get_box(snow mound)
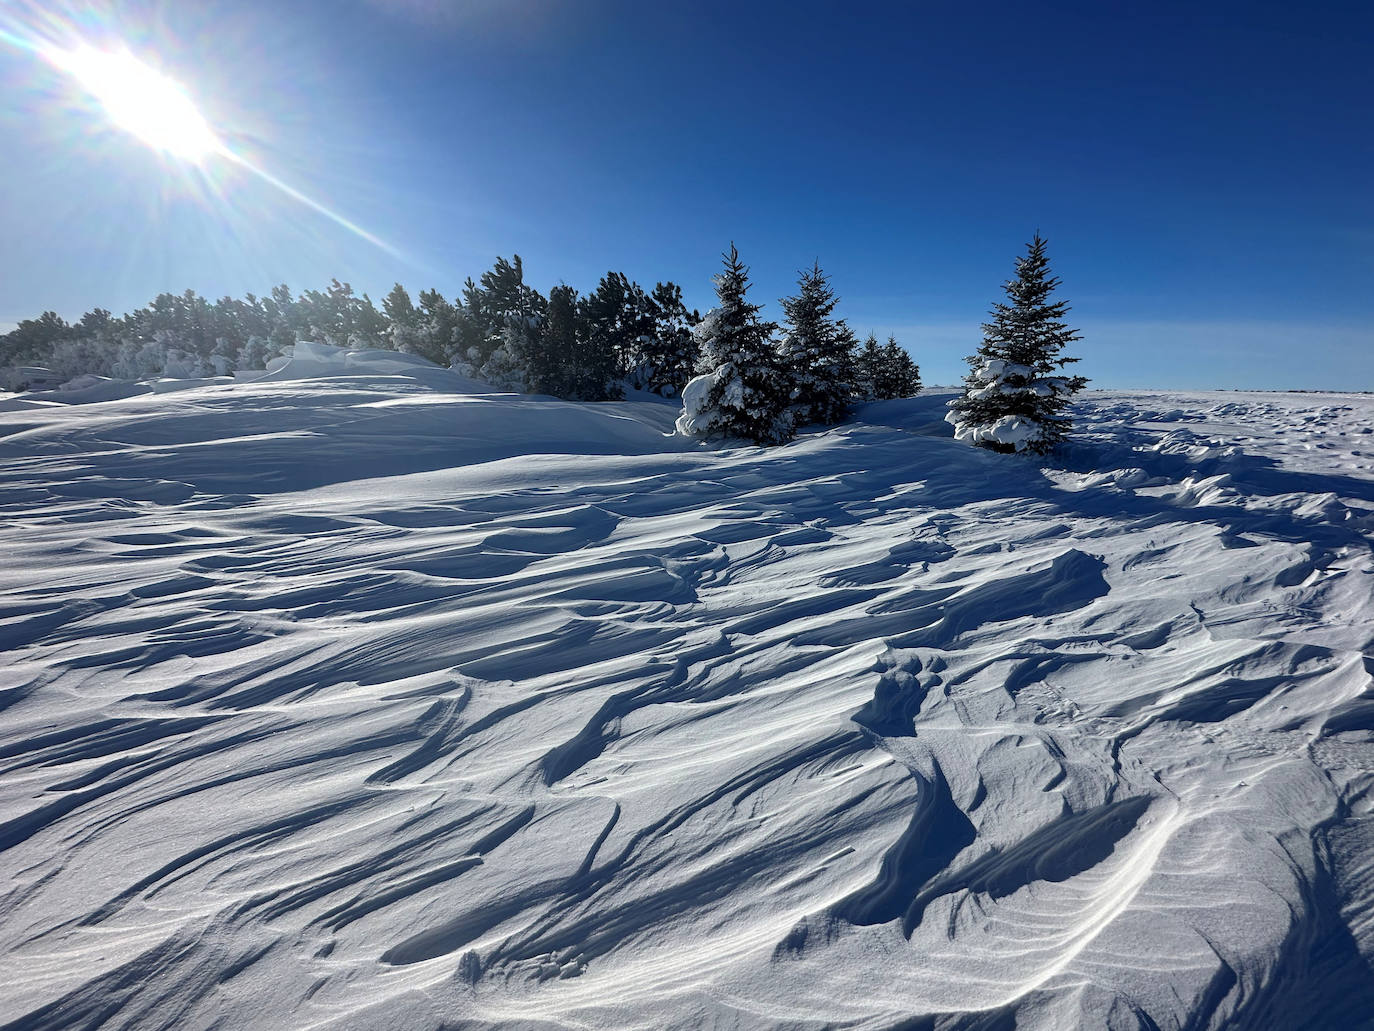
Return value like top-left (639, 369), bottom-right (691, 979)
top-left (260, 339), bottom-right (491, 393)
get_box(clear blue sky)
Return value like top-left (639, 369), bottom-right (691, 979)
top-left (2, 0), bottom-right (1370, 388)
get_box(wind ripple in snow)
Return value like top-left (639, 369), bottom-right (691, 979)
top-left (1, 382), bottom-right (1374, 1029)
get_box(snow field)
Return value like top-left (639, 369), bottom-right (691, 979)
top-left (1, 368), bottom-right (1373, 1029)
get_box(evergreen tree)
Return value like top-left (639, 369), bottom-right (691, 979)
top-left (454, 256), bottom-right (546, 389)
top-left (853, 332), bottom-right (883, 401)
top-left (946, 234), bottom-right (1087, 454)
top-left (383, 283), bottom-right (418, 329)
top-left (778, 262), bottom-right (852, 426)
top-left (879, 336), bottom-right (921, 398)
top-left (0, 311), bottom-right (70, 366)
top-left (638, 282), bottom-right (700, 397)
top-left (676, 244), bottom-right (791, 445)
top-left (583, 272), bottom-right (652, 382)
top-left (531, 284), bottom-right (579, 397)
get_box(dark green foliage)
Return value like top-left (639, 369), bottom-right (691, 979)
top-left (778, 262), bottom-right (853, 426)
top-left (0, 311), bottom-right (71, 365)
top-left (854, 332), bottom-right (883, 401)
top-left (631, 282), bottom-right (700, 397)
top-left (383, 283), bottom-right (418, 329)
top-left (878, 337), bottom-right (921, 398)
top-left (851, 332), bottom-right (920, 401)
top-left (582, 272), bottom-right (654, 380)
top-left (948, 234), bottom-right (1087, 454)
top-left (691, 244), bottom-right (792, 445)
top-left (531, 284), bottom-right (579, 397)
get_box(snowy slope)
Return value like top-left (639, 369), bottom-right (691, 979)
top-left (2, 371), bottom-right (1374, 1030)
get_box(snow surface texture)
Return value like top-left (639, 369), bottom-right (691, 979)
top-left (3, 363), bottom-right (1374, 1029)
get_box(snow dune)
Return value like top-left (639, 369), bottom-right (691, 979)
top-left (2, 365), bottom-right (1373, 1029)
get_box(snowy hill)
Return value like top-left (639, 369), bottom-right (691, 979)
top-left (2, 365), bottom-right (1374, 1029)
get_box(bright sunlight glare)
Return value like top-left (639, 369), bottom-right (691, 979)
top-left (11, 23), bottom-right (404, 258)
top-left (43, 43), bottom-right (221, 162)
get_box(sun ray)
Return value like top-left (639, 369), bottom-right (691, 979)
top-left (220, 150), bottom-right (404, 259)
top-left (2, 21), bottom-right (407, 261)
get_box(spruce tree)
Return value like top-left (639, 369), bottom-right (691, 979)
top-left (880, 336), bottom-right (921, 398)
top-left (531, 284), bottom-right (579, 397)
top-left (946, 234), bottom-right (1087, 454)
top-left (853, 332), bottom-right (883, 401)
top-left (676, 244), bottom-right (791, 445)
top-left (642, 282), bottom-right (699, 397)
top-left (778, 262), bottom-right (852, 426)
top-left (383, 283), bottom-right (418, 329)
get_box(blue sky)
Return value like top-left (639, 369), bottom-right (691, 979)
top-left (1, 0), bottom-right (1370, 388)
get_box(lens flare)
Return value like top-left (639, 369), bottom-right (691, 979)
top-left (0, 7), bottom-right (407, 261)
top-left (41, 43), bottom-right (221, 163)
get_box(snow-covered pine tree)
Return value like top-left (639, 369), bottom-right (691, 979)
top-left (676, 244), bottom-right (791, 445)
top-left (946, 234), bottom-right (1087, 454)
top-left (778, 262), bottom-right (852, 426)
top-left (452, 256), bottom-right (546, 390)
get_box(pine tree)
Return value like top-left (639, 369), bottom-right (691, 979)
top-left (530, 284), bottom-right (578, 396)
top-left (946, 234), bottom-right (1087, 454)
top-left (456, 256), bottom-right (546, 390)
top-left (407, 289), bottom-right (462, 367)
top-left (853, 332), bottom-right (883, 401)
top-left (880, 336), bottom-right (921, 398)
top-left (383, 283), bottom-right (418, 329)
top-left (778, 262), bottom-right (852, 426)
top-left (641, 282), bottom-right (699, 398)
top-left (676, 244), bottom-right (791, 445)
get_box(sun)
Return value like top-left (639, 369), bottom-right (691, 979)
top-left (43, 43), bottom-right (221, 162)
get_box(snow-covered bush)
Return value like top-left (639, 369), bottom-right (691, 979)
top-left (46, 336), bottom-right (119, 380)
top-left (236, 335), bottom-right (283, 372)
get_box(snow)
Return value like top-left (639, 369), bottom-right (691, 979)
top-left (3, 375), bottom-right (1374, 1029)
top-left (674, 369), bottom-right (720, 436)
top-left (946, 407), bottom-right (1044, 448)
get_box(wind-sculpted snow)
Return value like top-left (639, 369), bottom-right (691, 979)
top-left (2, 378), bottom-right (1374, 1030)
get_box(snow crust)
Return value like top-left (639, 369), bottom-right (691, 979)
top-left (3, 378), bottom-right (1374, 1029)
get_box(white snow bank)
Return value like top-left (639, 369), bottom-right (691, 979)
top-left (20, 376), bottom-right (151, 405)
top-left (259, 339), bottom-right (491, 393)
top-left (0, 365), bottom-right (62, 391)
top-left (150, 376), bottom-right (237, 394)
top-left (0, 375), bottom-right (689, 494)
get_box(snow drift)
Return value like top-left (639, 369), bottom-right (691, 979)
top-left (2, 370), bottom-right (1374, 1030)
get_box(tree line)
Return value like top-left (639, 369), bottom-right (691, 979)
top-left (1, 235), bottom-right (1084, 454)
top-left (0, 256), bottom-right (921, 410)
